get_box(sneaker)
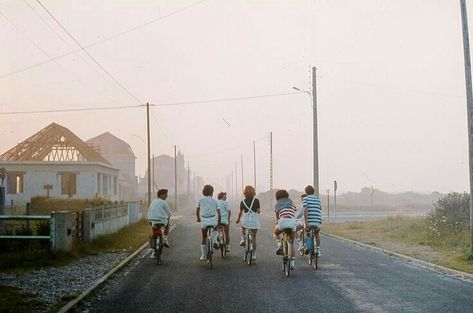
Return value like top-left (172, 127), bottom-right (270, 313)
top-left (163, 237), bottom-right (170, 248)
top-left (290, 259), bottom-right (295, 270)
top-left (315, 247), bottom-right (321, 257)
top-left (252, 253), bottom-right (256, 261)
top-left (150, 250), bottom-right (156, 259)
top-left (239, 239), bottom-right (245, 247)
top-left (199, 255), bottom-right (206, 261)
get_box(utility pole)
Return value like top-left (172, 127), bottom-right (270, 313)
top-left (152, 154), bottom-right (155, 193)
top-left (312, 66), bottom-right (320, 197)
top-left (187, 163), bottom-right (190, 194)
top-left (241, 154), bottom-right (244, 191)
top-left (327, 189), bottom-right (330, 223)
top-left (235, 161), bottom-right (238, 198)
top-left (334, 180), bottom-right (337, 222)
top-left (193, 172), bottom-right (196, 199)
top-left (270, 131), bottom-right (273, 211)
top-left (371, 185), bottom-right (374, 209)
top-left (174, 145), bottom-right (178, 211)
top-left (460, 0), bottom-right (473, 254)
top-left (146, 102), bottom-right (151, 207)
top-left (231, 171), bottom-right (234, 202)
top-left (253, 140), bottom-right (256, 189)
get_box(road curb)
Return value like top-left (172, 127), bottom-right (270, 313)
top-left (58, 224), bottom-right (176, 313)
top-left (323, 232), bottom-right (473, 282)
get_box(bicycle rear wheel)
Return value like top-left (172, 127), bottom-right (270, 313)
top-left (206, 238), bottom-right (213, 270)
top-left (247, 235), bottom-right (253, 266)
top-left (156, 246), bottom-right (163, 265)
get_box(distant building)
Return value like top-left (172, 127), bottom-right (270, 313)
top-left (0, 123), bottom-right (119, 205)
top-left (86, 132), bottom-right (137, 201)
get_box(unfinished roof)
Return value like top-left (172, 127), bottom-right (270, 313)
top-left (0, 123), bottom-right (111, 164)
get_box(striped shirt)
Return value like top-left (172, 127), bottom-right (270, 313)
top-left (278, 203), bottom-right (297, 219)
top-left (303, 195), bottom-right (322, 224)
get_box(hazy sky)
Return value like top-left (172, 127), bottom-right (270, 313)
top-left (0, 0), bottom-right (471, 194)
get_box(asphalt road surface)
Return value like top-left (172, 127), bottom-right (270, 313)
top-left (86, 208), bottom-right (473, 313)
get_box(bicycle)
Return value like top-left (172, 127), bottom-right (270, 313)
top-left (298, 228), bottom-right (305, 256)
top-left (218, 225), bottom-right (227, 259)
top-left (205, 226), bottom-right (215, 269)
top-left (281, 228), bottom-right (293, 277)
top-left (306, 225), bottom-right (320, 270)
top-left (242, 228), bottom-right (254, 265)
top-left (150, 223), bottom-right (165, 265)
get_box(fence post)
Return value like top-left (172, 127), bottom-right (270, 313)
top-left (50, 211), bottom-right (72, 252)
top-left (26, 202), bottom-right (30, 231)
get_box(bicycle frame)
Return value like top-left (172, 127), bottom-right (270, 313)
top-left (152, 225), bottom-right (165, 265)
top-left (307, 227), bottom-right (319, 269)
top-left (281, 230), bottom-right (292, 277)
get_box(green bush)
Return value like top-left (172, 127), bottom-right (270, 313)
top-left (427, 192), bottom-right (470, 248)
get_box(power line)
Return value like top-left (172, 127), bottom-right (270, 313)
top-left (1, 6), bottom-right (130, 108)
top-left (148, 91), bottom-right (301, 107)
top-left (0, 0), bottom-right (208, 80)
top-left (0, 91), bottom-right (302, 115)
top-left (34, 0), bottom-right (143, 105)
top-left (0, 105), bottom-right (142, 115)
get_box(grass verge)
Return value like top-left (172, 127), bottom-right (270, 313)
top-left (323, 217), bottom-right (473, 273)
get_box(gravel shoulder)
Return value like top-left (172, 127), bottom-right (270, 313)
top-left (0, 251), bottom-right (128, 309)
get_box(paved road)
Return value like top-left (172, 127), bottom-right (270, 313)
top-left (86, 208), bottom-right (473, 313)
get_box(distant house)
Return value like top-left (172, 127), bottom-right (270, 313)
top-left (86, 132), bottom-right (137, 201)
top-left (0, 123), bottom-right (119, 205)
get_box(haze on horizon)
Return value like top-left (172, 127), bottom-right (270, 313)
top-left (0, 0), bottom-right (471, 194)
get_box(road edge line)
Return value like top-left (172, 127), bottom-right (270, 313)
top-left (57, 224), bottom-right (176, 313)
top-left (323, 232), bottom-right (473, 282)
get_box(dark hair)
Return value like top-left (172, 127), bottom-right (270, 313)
top-left (243, 185), bottom-right (256, 199)
top-left (157, 189), bottom-right (168, 198)
top-left (305, 185), bottom-right (315, 195)
top-left (217, 192), bottom-right (227, 200)
top-left (202, 185), bottom-right (214, 197)
top-left (275, 189), bottom-right (289, 200)
top-left (301, 193), bottom-right (307, 199)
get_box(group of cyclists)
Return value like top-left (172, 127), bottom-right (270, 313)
top-left (147, 184), bottom-right (322, 269)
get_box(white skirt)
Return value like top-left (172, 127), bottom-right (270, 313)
top-left (242, 211), bottom-right (261, 229)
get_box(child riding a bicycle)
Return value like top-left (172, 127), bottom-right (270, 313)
top-left (217, 192), bottom-right (231, 253)
top-left (236, 185), bottom-right (261, 262)
top-left (273, 189), bottom-right (297, 269)
top-left (147, 189), bottom-right (171, 258)
top-left (196, 185), bottom-right (221, 261)
top-left (303, 185), bottom-right (322, 257)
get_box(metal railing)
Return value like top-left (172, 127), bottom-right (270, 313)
top-left (0, 215), bottom-right (51, 240)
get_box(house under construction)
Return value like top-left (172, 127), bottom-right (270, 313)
top-left (0, 123), bottom-right (119, 205)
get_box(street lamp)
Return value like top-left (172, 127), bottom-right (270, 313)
top-left (292, 66), bottom-right (319, 196)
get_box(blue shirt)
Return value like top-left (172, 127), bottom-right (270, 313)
top-left (303, 195), bottom-right (322, 224)
top-left (147, 198), bottom-right (171, 225)
top-left (198, 196), bottom-right (219, 219)
top-left (218, 200), bottom-right (231, 222)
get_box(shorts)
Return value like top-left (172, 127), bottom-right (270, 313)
top-left (201, 216), bottom-right (218, 229)
top-left (306, 222), bottom-right (321, 230)
top-left (277, 218), bottom-right (296, 232)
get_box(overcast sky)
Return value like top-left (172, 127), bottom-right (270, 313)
top-left (0, 0), bottom-right (471, 194)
